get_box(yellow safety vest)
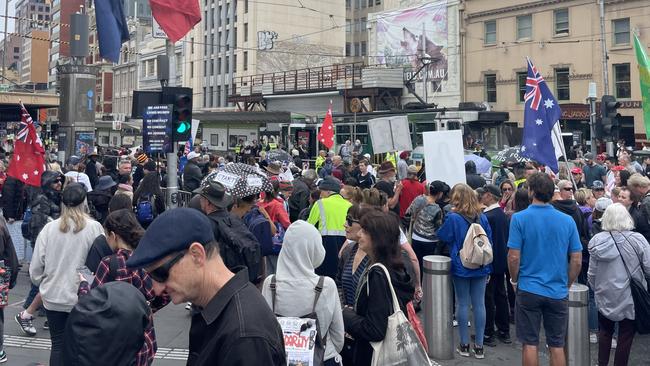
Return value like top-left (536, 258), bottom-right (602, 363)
top-left (307, 194), bottom-right (352, 236)
top-left (315, 156), bottom-right (325, 172)
top-left (385, 152), bottom-right (397, 168)
top-left (269, 143), bottom-right (278, 149)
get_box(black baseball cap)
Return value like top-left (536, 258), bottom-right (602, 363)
top-left (126, 208), bottom-right (215, 268)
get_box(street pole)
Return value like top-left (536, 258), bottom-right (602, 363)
top-left (164, 39), bottom-right (178, 209)
top-left (599, 0), bottom-right (609, 95)
top-left (588, 82), bottom-right (597, 154)
top-left (2, 0), bottom-right (9, 79)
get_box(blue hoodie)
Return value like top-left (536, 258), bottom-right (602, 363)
top-left (438, 212), bottom-right (493, 278)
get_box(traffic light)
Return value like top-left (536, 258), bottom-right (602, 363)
top-left (162, 87), bottom-right (193, 143)
top-left (600, 95), bottom-right (620, 137)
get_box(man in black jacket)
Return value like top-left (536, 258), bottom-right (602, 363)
top-left (127, 208), bottom-right (285, 366)
top-left (183, 152), bottom-right (203, 193)
top-left (84, 153), bottom-right (99, 189)
top-left (479, 184), bottom-right (511, 346)
top-left (552, 180), bottom-right (590, 282)
top-left (288, 169), bottom-right (316, 222)
top-left (465, 160), bottom-right (486, 189)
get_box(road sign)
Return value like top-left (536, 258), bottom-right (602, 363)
top-left (152, 19), bottom-right (167, 39)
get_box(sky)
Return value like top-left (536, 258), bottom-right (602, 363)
top-left (0, 0), bottom-right (16, 42)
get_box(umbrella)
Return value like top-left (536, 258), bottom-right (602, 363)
top-left (464, 154), bottom-right (492, 175)
top-left (267, 149), bottom-right (291, 163)
top-left (492, 147), bottom-right (531, 165)
top-left (202, 163), bottom-right (273, 198)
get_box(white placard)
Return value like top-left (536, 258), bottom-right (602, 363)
top-left (214, 171), bottom-right (240, 189)
top-left (368, 116), bottom-right (413, 154)
top-left (246, 176), bottom-right (263, 187)
top-left (423, 130), bottom-right (465, 187)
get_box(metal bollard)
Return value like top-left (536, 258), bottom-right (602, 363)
top-left (566, 283), bottom-right (590, 366)
top-left (423, 255), bottom-right (454, 360)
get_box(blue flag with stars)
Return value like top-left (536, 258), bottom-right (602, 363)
top-left (521, 57), bottom-right (564, 173)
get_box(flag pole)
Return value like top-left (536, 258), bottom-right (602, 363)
top-left (552, 125), bottom-right (577, 190)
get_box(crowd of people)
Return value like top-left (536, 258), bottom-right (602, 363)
top-left (0, 139), bottom-right (647, 366)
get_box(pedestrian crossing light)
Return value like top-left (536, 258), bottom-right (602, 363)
top-left (600, 95), bottom-right (620, 138)
top-left (162, 87), bottom-right (193, 143)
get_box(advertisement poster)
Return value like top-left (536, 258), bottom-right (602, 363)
top-left (277, 317), bottom-right (318, 366)
top-left (143, 105), bottom-right (173, 154)
top-left (376, 1), bottom-right (448, 81)
top-left (75, 132), bottom-right (95, 156)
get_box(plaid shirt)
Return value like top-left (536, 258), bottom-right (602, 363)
top-left (79, 249), bottom-right (170, 366)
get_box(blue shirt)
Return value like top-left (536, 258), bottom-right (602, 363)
top-left (438, 212), bottom-right (493, 278)
top-left (508, 204), bottom-right (582, 299)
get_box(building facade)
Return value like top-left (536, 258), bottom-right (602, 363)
top-left (19, 29), bottom-right (49, 85)
top-left (48, 0), bottom-right (85, 89)
top-left (0, 35), bottom-right (22, 73)
top-left (462, 0), bottom-right (650, 147)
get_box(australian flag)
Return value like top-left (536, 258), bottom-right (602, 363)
top-left (520, 57), bottom-right (564, 173)
top-left (95, 0), bottom-right (130, 63)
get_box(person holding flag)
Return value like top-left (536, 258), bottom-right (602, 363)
top-left (6, 102), bottom-right (46, 188)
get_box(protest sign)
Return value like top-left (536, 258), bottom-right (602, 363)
top-left (423, 130), bottom-right (465, 186)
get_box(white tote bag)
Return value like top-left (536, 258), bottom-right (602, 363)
top-left (369, 263), bottom-right (432, 366)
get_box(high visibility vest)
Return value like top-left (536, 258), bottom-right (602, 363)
top-left (307, 194), bottom-right (351, 236)
top-left (514, 178), bottom-right (527, 188)
top-left (269, 142), bottom-right (278, 149)
top-left (234, 145), bottom-right (241, 154)
top-left (385, 152), bottom-right (397, 168)
top-left (315, 156), bottom-right (325, 172)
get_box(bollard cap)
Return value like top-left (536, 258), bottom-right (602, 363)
top-left (568, 283), bottom-right (589, 305)
top-left (423, 255), bottom-right (451, 272)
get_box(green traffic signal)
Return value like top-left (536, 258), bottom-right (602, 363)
top-left (177, 121), bottom-right (190, 133)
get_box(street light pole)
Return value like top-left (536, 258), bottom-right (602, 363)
top-left (587, 82), bottom-right (597, 154)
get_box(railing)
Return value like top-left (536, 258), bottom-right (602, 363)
top-left (232, 62), bottom-right (364, 97)
top-left (161, 188), bottom-right (194, 208)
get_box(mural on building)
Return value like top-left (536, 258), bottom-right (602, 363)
top-left (256, 34), bottom-right (344, 75)
top-left (376, 1), bottom-right (448, 81)
top-left (258, 31), bottom-right (278, 50)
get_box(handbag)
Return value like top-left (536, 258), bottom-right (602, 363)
top-left (406, 301), bottom-right (428, 353)
top-left (368, 263), bottom-right (432, 366)
top-left (609, 232), bottom-right (650, 334)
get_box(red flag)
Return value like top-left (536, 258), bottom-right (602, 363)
top-left (318, 103), bottom-right (335, 149)
top-left (149, 0), bottom-right (201, 43)
top-left (7, 103), bottom-right (46, 187)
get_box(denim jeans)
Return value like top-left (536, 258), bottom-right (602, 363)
top-left (23, 284), bottom-right (39, 309)
top-left (452, 275), bottom-right (487, 346)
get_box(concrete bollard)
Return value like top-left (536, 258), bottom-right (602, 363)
top-left (566, 283), bottom-right (590, 366)
top-left (423, 255), bottom-right (454, 360)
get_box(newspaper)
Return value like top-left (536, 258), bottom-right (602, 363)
top-left (277, 316), bottom-right (318, 366)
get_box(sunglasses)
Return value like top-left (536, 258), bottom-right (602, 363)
top-left (345, 216), bottom-right (360, 226)
top-left (563, 187), bottom-right (574, 192)
top-left (147, 251), bottom-right (186, 283)
top-left (501, 187), bottom-right (513, 192)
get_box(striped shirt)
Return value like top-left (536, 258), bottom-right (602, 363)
top-left (341, 243), bottom-right (370, 306)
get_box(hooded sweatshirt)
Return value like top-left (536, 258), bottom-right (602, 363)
top-left (588, 230), bottom-right (650, 321)
top-left (261, 220), bottom-right (344, 362)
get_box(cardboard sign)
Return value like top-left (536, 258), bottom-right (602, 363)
top-left (423, 130), bottom-right (465, 187)
top-left (368, 116), bottom-right (413, 154)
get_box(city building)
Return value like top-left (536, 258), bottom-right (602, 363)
top-left (19, 28), bottom-right (49, 86)
top-left (345, 0), bottom-right (402, 63)
top-left (461, 0), bottom-right (650, 147)
top-left (0, 35), bottom-right (22, 75)
top-left (48, 0), bottom-right (85, 89)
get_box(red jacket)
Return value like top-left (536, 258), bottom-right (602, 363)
top-left (399, 178), bottom-right (426, 218)
top-left (259, 198), bottom-right (291, 229)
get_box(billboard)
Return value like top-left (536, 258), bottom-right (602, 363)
top-left (143, 105), bottom-right (173, 154)
top-left (376, 1), bottom-right (448, 82)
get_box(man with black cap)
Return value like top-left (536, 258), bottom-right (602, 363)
top-left (193, 181), bottom-right (262, 283)
top-left (183, 152), bottom-right (203, 192)
top-left (308, 176), bottom-right (351, 277)
top-left (126, 208), bottom-right (285, 365)
top-left (479, 184), bottom-right (512, 346)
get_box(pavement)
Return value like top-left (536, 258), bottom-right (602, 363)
top-left (2, 266), bottom-right (649, 365)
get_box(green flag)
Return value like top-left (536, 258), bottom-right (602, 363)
top-left (634, 34), bottom-right (650, 139)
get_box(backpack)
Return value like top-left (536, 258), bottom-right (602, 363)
top-left (209, 215), bottom-right (262, 283)
top-left (459, 216), bottom-right (493, 269)
top-left (135, 194), bottom-right (157, 225)
top-left (270, 275), bottom-right (326, 366)
top-left (21, 207), bottom-right (32, 239)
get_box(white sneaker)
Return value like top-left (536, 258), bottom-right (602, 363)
top-left (185, 302), bottom-right (192, 311)
top-left (589, 333), bottom-right (598, 344)
top-left (611, 338), bottom-right (617, 348)
top-left (453, 319), bottom-right (458, 327)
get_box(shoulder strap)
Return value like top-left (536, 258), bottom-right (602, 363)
top-left (368, 263), bottom-right (400, 315)
top-left (269, 275), bottom-right (277, 312)
top-left (609, 232), bottom-right (633, 279)
top-left (312, 276), bottom-right (325, 313)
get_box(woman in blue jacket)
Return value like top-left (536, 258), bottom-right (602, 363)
top-left (438, 183), bottom-right (492, 359)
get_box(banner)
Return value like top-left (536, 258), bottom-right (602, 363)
top-left (423, 130), bottom-right (465, 186)
top-left (376, 1), bottom-right (448, 81)
top-left (634, 34), bottom-right (650, 138)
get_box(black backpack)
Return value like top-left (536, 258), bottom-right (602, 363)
top-left (209, 214), bottom-right (262, 283)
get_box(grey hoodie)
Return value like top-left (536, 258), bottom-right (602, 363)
top-left (588, 230), bottom-right (650, 321)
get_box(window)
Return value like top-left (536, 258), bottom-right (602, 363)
top-left (147, 60), bottom-right (155, 76)
top-left (614, 63), bottom-right (631, 98)
top-left (516, 15), bottom-right (532, 40)
top-left (210, 134), bottom-right (219, 146)
top-left (346, 0), bottom-right (351, 9)
top-left (368, 0), bottom-right (373, 7)
top-left (210, 59), bottom-right (214, 75)
top-left (554, 9), bottom-right (569, 35)
top-left (217, 86), bottom-right (222, 107)
top-left (217, 58), bottom-right (222, 73)
top-left (204, 35), bottom-right (208, 56)
top-left (233, 54), bottom-right (237, 73)
top-left (361, 17), bottom-right (367, 31)
top-left (361, 41), bottom-right (367, 56)
top-left (243, 51), bottom-right (248, 70)
top-left (190, 37), bottom-right (194, 54)
top-left (209, 86), bottom-right (214, 107)
top-left (245, 0), bottom-right (248, 13)
top-left (190, 62), bottom-right (194, 78)
top-left (225, 56), bottom-right (229, 73)
top-left (375, 0), bottom-right (381, 4)
top-left (244, 23), bottom-right (248, 42)
top-left (485, 74), bottom-right (496, 102)
top-left (612, 18), bottom-right (630, 46)
top-left (13, 47), bottom-right (19, 53)
top-left (517, 72), bottom-right (527, 102)
top-left (204, 60), bottom-right (207, 75)
top-left (346, 42), bottom-right (351, 57)
top-left (484, 20), bottom-right (496, 45)
top-left (346, 19), bottom-right (352, 33)
top-left (555, 68), bottom-right (570, 100)
top-left (354, 43), bottom-right (360, 57)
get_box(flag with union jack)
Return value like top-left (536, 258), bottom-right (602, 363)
top-left (520, 57), bottom-right (564, 173)
top-left (7, 103), bottom-right (46, 186)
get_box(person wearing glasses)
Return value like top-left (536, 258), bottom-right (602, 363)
top-left (29, 184), bottom-right (104, 366)
top-left (126, 208), bottom-right (285, 366)
top-left (498, 180), bottom-right (514, 211)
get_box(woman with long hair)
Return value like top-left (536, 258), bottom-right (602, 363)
top-left (437, 183), bottom-right (492, 359)
top-left (342, 209), bottom-right (414, 366)
top-left (80, 209), bottom-right (170, 366)
top-left (132, 168), bottom-right (165, 227)
top-left (29, 183), bottom-right (104, 366)
top-left (588, 203), bottom-right (650, 366)
top-left (498, 180), bottom-right (514, 210)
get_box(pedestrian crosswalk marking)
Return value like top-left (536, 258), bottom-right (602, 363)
top-left (3, 335), bottom-right (190, 360)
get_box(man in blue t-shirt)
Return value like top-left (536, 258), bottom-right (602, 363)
top-left (582, 152), bottom-right (607, 188)
top-left (507, 173), bottom-right (582, 366)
